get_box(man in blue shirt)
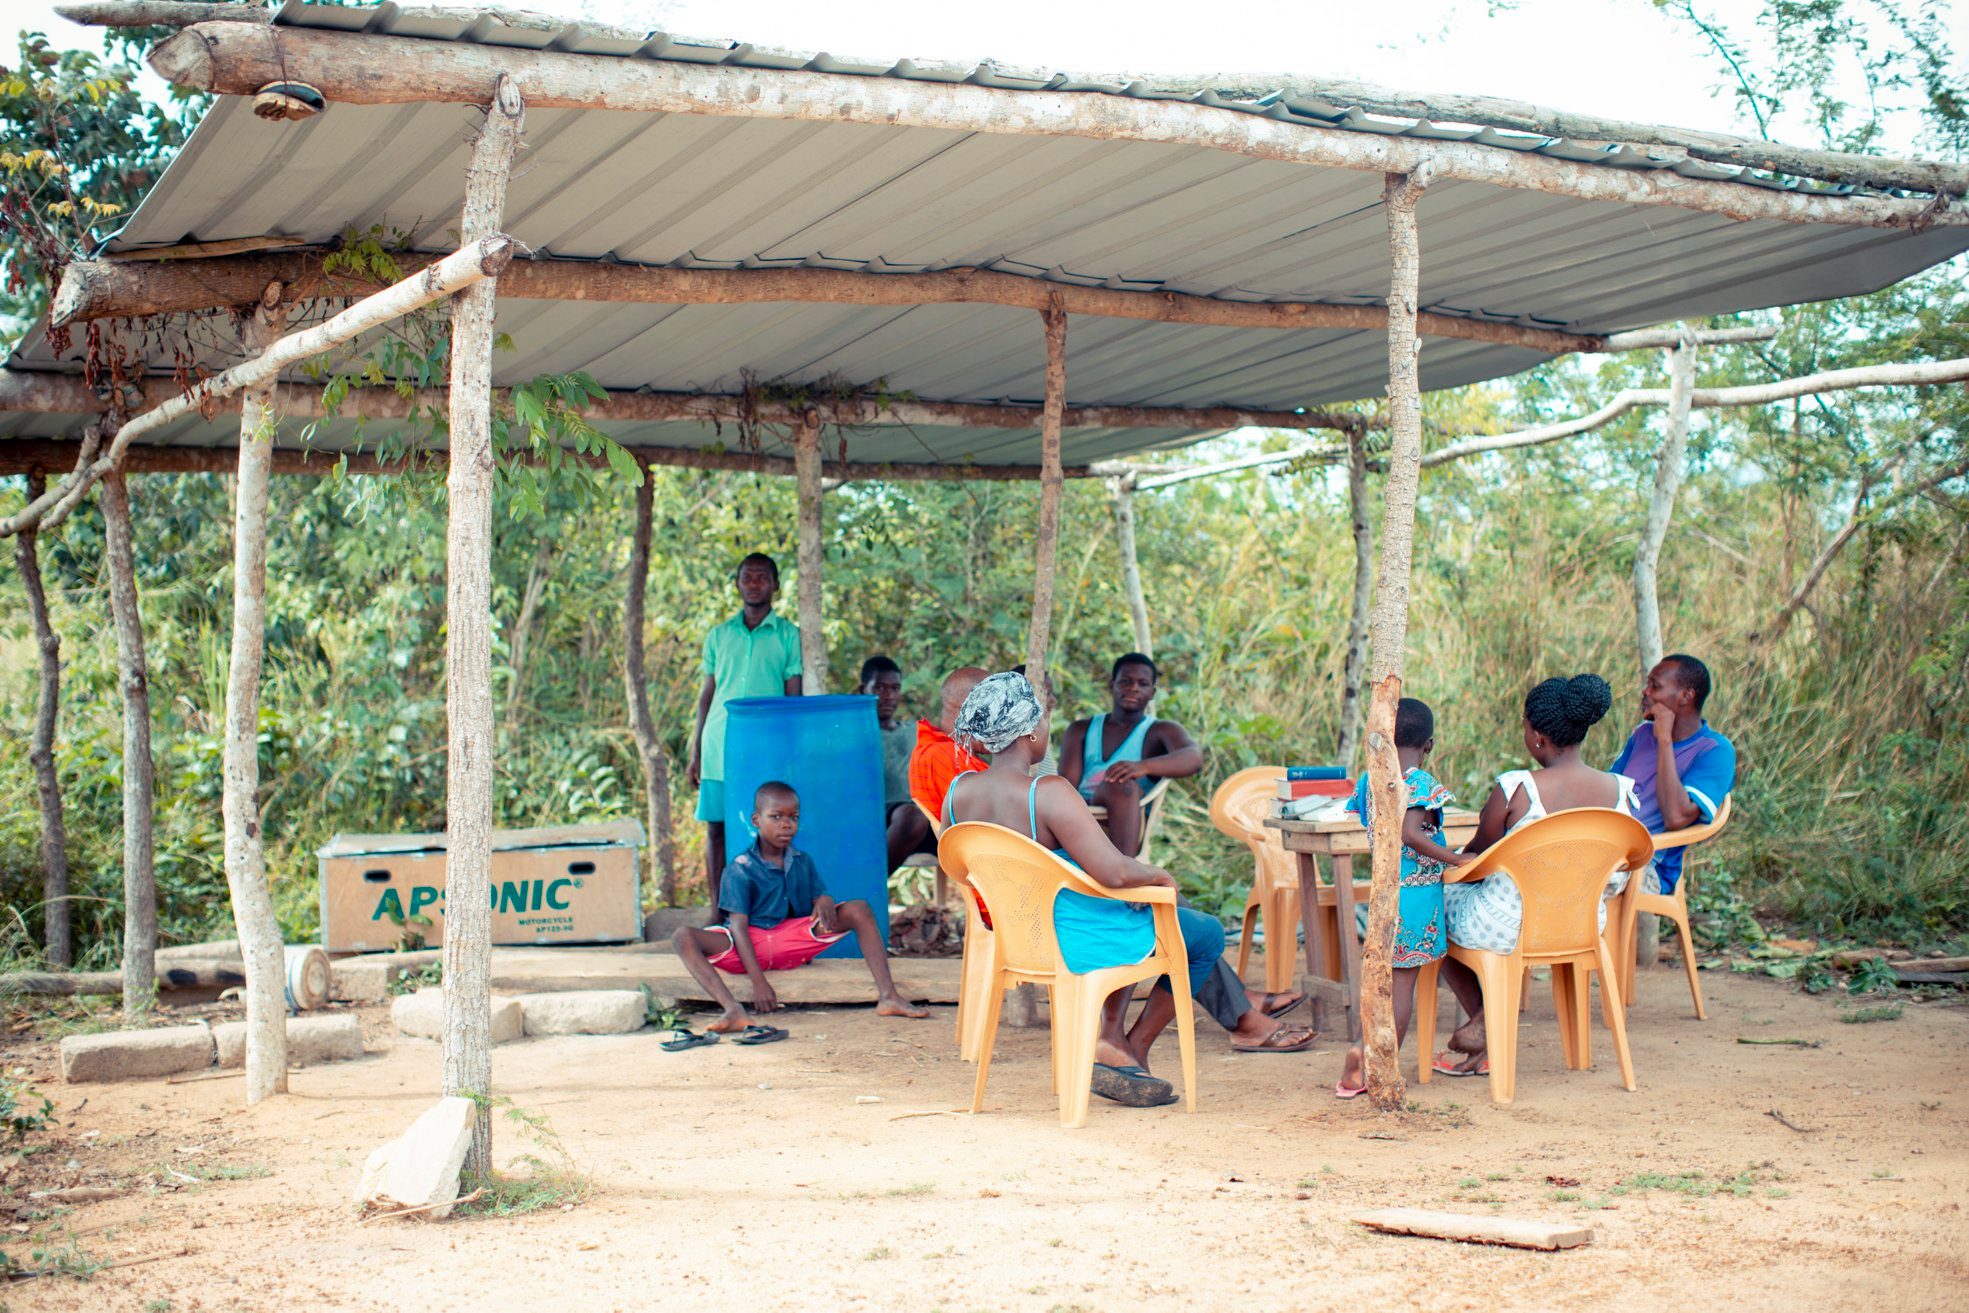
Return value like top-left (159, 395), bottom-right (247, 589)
top-left (1609, 653), bottom-right (1737, 896)
top-left (671, 782), bottom-right (927, 1036)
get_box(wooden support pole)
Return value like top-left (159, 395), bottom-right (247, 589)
top-left (1633, 341), bottom-right (1698, 682)
top-left (442, 75), bottom-right (523, 1186)
top-left (624, 472), bottom-right (678, 906)
top-left (0, 237), bottom-right (515, 540)
top-left (1361, 169), bottom-right (1430, 1109)
top-left (1108, 475), bottom-right (1152, 657)
top-left (99, 468), bottom-right (157, 1018)
top-left (791, 412), bottom-right (830, 693)
top-left (1024, 303), bottom-right (1069, 701)
top-left (1336, 428), bottom-right (1375, 771)
top-left (147, 22), bottom-right (1968, 230)
top-left (13, 474), bottom-right (71, 967)
top-left (222, 286), bottom-right (292, 1105)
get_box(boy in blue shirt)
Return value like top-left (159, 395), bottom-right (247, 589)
top-left (671, 781), bottom-right (928, 1037)
top-left (1610, 653), bottom-right (1737, 895)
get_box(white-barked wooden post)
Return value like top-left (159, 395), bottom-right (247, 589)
top-left (1634, 337), bottom-right (1698, 679)
top-left (442, 74), bottom-right (524, 1183)
top-left (1108, 474), bottom-right (1152, 657)
top-left (100, 465), bottom-right (158, 1017)
top-left (1361, 169), bottom-right (1430, 1109)
top-left (1024, 302), bottom-right (1069, 699)
top-left (1337, 427), bottom-right (1375, 770)
top-left (13, 472), bottom-right (70, 967)
top-left (624, 469), bottom-right (677, 905)
top-left (221, 283), bottom-right (293, 1104)
top-left (792, 410), bottom-right (829, 693)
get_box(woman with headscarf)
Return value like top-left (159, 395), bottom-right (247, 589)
top-left (945, 672), bottom-right (1313, 1108)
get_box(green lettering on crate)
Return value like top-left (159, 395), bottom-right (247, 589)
top-left (407, 885), bottom-right (440, 915)
top-left (531, 879), bottom-right (544, 912)
top-left (371, 888), bottom-right (404, 922)
top-left (497, 882), bottom-right (528, 914)
top-left (545, 879), bottom-right (572, 910)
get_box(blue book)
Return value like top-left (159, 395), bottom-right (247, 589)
top-left (1286, 765), bottom-right (1347, 781)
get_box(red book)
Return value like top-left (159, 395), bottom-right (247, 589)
top-left (1276, 778), bottom-right (1352, 799)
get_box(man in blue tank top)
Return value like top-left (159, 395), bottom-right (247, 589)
top-left (1058, 654), bottom-right (1203, 857)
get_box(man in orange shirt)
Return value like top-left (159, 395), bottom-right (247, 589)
top-left (908, 666), bottom-right (988, 824)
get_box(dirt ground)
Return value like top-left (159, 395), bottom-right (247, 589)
top-left (3, 966), bottom-right (1966, 1313)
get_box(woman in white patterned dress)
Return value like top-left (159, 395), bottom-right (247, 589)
top-left (1433, 674), bottom-right (1637, 1078)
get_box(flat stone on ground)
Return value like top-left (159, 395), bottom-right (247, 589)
top-left (331, 949), bottom-right (444, 1003)
top-left (355, 1096), bottom-right (475, 1220)
top-left (213, 1013), bottom-right (365, 1068)
top-left (61, 1024), bottom-right (215, 1083)
top-left (392, 989), bottom-right (523, 1044)
top-left (487, 946), bottom-right (959, 1007)
top-left (516, 990), bottom-right (647, 1036)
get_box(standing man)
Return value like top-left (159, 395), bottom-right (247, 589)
top-left (689, 553), bottom-right (802, 911)
top-left (1610, 653), bottom-right (1737, 898)
top-left (1058, 653), bottom-right (1203, 857)
top-left (861, 655), bottom-right (931, 870)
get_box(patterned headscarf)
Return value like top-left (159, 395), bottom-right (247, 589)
top-left (955, 671), bottom-right (1044, 754)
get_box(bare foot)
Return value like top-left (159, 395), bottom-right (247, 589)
top-left (706, 1010), bottom-right (753, 1034)
top-left (1338, 1044), bottom-right (1365, 1091)
top-left (1095, 1037), bottom-right (1140, 1071)
top-left (1244, 988), bottom-right (1306, 1017)
top-left (875, 994), bottom-right (929, 1019)
top-left (1449, 1014), bottom-right (1487, 1062)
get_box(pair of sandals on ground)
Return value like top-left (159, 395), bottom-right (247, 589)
top-left (1094, 986), bottom-right (1313, 1108)
top-left (660, 1022), bottom-right (787, 1050)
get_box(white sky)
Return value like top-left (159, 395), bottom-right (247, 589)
top-left (6, 0), bottom-right (1965, 154)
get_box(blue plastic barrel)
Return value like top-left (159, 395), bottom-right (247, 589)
top-left (721, 694), bottom-right (888, 958)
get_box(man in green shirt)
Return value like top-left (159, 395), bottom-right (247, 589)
top-left (688, 553), bottom-right (803, 909)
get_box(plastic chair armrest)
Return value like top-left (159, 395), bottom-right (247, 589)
top-left (1103, 883), bottom-right (1179, 906)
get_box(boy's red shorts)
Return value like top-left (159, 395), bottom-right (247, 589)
top-left (706, 916), bottom-right (849, 974)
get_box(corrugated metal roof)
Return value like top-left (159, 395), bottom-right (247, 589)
top-left (5, 2), bottom-right (1968, 465)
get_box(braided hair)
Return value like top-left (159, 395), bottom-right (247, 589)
top-left (1523, 674), bottom-right (1613, 747)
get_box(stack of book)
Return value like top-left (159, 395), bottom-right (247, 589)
top-left (1271, 765), bottom-right (1353, 820)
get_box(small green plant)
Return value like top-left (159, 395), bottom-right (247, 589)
top-left (1799, 959), bottom-right (1836, 994)
top-left (386, 961), bottom-right (442, 997)
top-left (171, 1161), bottom-right (272, 1183)
top-left (147, 1299), bottom-right (175, 1312)
top-left (1547, 1189), bottom-right (1580, 1202)
top-left (863, 1245), bottom-right (895, 1261)
top-left (1840, 1003), bottom-right (1903, 1023)
top-left (640, 983), bottom-right (686, 1032)
top-left (1456, 1176), bottom-right (1480, 1189)
top-left (1, 1070), bottom-right (57, 1142)
top-left (885, 1182), bottom-right (934, 1198)
top-left (457, 1098), bottom-right (591, 1217)
top-left (1613, 1168), bottom-right (1759, 1199)
top-left (1847, 957), bottom-right (1902, 995)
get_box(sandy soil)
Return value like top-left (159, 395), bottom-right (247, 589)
top-left (3, 968), bottom-right (1966, 1313)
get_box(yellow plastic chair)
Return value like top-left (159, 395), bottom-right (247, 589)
top-left (1210, 766), bottom-right (1301, 996)
top-left (938, 821), bottom-right (1197, 1127)
top-left (1415, 808), bottom-right (1653, 1104)
top-left (921, 799), bottom-right (989, 1063)
top-left (1616, 796), bottom-right (1732, 1020)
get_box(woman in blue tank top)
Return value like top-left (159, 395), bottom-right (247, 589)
top-left (945, 673), bottom-right (1312, 1108)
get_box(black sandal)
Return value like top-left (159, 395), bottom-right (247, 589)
top-left (659, 1029), bottom-right (721, 1052)
top-left (731, 1025), bottom-right (788, 1046)
top-left (1090, 1063), bottom-right (1177, 1107)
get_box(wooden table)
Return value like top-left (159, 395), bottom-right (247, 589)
top-left (1265, 809), bottom-right (1480, 1041)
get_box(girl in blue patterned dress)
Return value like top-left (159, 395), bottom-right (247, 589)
top-left (1335, 697), bottom-right (1471, 1098)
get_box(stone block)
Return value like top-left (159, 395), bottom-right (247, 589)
top-left (157, 939), bottom-right (242, 962)
top-left (331, 949), bottom-right (444, 1003)
top-left (643, 906), bottom-right (713, 942)
top-left (354, 1096), bottom-right (475, 1220)
top-left (391, 989), bottom-right (523, 1043)
top-left (61, 1024), bottom-right (214, 1083)
top-left (516, 989), bottom-right (647, 1036)
top-left (213, 1013), bottom-right (365, 1069)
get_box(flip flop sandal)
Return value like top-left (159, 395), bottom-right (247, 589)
top-left (1431, 1051), bottom-right (1489, 1077)
top-left (1232, 1026), bottom-right (1316, 1054)
top-left (1090, 1063), bottom-right (1177, 1108)
top-left (1334, 1080), bottom-right (1369, 1100)
top-left (731, 1025), bottom-right (788, 1046)
top-left (659, 1029), bottom-right (721, 1052)
top-left (1261, 993), bottom-right (1308, 1019)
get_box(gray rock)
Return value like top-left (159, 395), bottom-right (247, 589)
top-left (213, 1013), bottom-right (365, 1069)
top-left (516, 989), bottom-right (647, 1036)
top-left (354, 1096), bottom-right (475, 1219)
top-left (61, 1024), bottom-right (214, 1083)
top-left (391, 988), bottom-right (523, 1043)
top-left (643, 906), bottom-right (712, 942)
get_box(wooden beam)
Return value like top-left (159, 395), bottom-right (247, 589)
top-left (1360, 169), bottom-right (1430, 1110)
top-left (1, 237), bottom-right (515, 539)
top-left (53, 252), bottom-right (1601, 357)
top-left (0, 369), bottom-right (1335, 436)
top-left (442, 75), bottom-right (523, 1185)
top-left (147, 23), bottom-right (1966, 230)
